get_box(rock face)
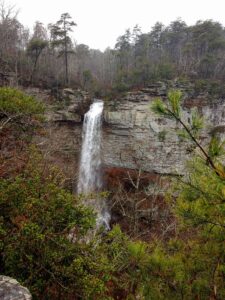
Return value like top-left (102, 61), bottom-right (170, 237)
top-left (47, 88), bottom-right (91, 123)
top-left (0, 276), bottom-right (32, 300)
top-left (27, 87), bottom-right (91, 189)
top-left (27, 83), bottom-right (225, 182)
top-left (103, 82), bottom-right (225, 174)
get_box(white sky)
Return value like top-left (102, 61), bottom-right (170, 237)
top-left (10, 0), bottom-right (225, 51)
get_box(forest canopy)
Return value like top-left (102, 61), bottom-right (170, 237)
top-left (0, 1), bottom-right (225, 93)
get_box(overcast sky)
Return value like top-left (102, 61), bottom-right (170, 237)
top-left (12, 0), bottom-right (225, 50)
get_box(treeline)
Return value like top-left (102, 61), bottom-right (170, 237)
top-left (1, 2), bottom-right (225, 94)
top-left (0, 2), bottom-right (107, 91)
top-left (113, 20), bottom-right (225, 90)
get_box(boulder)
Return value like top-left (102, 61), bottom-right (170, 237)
top-left (0, 276), bottom-right (32, 300)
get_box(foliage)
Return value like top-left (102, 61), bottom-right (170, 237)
top-left (151, 89), bottom-right (183, 119)
top-left (99, 225), bottom-right (151, 299)
top-left (0, 145), bottom-right (154, 299)
top-left (0, 87), bottom-right (44, 116)
top-left (27, 38), bottom-right (48, 55)
top-left (147, 156), bottom-right (225, 300)
top-left (0, 148), bottom-right (161, 299)
top-left (0, 148), bottom-right (101, 299)
top-left (208, 136), bottom-right (225, 160)
top-left (0, 87), bottom-right (45, 131)
top-left (148, 89), bottom-right (225, 299)
top-left (49, 13), bottom-right (76, 85)
top-left (156, 63), bottom-right (176, 80)
top-left (27, 38), bottom-right (48, 82)
top-left (1, 4), bottom-right (225, 91)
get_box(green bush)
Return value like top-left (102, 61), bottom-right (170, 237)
top-left (0, 147), bottom-right (152, 299)
top-left (0, 87), bottom-right (45, 130)
top-left (0, 148), bottom-right (98, 298)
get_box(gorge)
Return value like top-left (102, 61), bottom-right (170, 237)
top-left (1, 83), bottom-right (225, 299)
top-left (31, 81), bottom-right (225, 236)
top-left (1, 5), bottom-right (225, 297)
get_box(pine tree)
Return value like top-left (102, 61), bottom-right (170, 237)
top-left (49, 13), bottom-right (76, 85)
top-left (147, 90), bottom-right (225, 299)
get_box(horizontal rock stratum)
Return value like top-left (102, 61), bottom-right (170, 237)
top-left (103, 82), bottom-right (225, 175)
top-left (29, 82), bottom-right (225, 181)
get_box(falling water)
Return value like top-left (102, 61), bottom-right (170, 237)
top-left (77, 100), bottom-right (110, 230)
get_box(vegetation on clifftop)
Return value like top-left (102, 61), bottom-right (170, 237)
top-left (1, 1), bottom-right (225, 96)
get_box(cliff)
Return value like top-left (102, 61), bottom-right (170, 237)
top-left (27, 88), bottom-right (91, 189)
top-left (29, 82), bottom-right (225, 185)
top-left (103, 82), bottom-right (225, 175)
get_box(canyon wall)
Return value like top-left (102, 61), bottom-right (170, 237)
top-left (103, 82), bottom-right (225, 175)
top-left (29, 88), bottom-right (90, 189)
top-left (30, 82), bottom-right (225, 185)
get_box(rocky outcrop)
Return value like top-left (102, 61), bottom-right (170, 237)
top-left (26, 87), bottom-right (91, 189)
top-left (0, 276), bottom-right (32, 300)
top-left (47, 88), bottom-right (91, 123)
top-left (103, 82), bottom-right (225, 175)
top-left (25, 87), bottom-right (91, 124)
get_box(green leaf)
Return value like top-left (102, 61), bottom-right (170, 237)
top-left (208, 136), bottom-right (225, 159)
top-left (151, 98), bottom-right (169, 117)
top-left (191, 108), bottom-right (204, 136)
top-left (168, 89), bottom-right (182, 117)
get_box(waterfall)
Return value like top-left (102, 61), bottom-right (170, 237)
top-left (77, 100), bottom-right (103, 193)
top-left (77, 100), bottom-right (110, 230)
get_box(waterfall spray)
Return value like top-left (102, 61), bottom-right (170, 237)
top-left (77, 100), bottom-right (110, 230)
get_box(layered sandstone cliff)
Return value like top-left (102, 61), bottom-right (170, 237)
top-left (29, 82), bottom-right (225, 183)
top-left (103, 82), bottom-right (225, 174)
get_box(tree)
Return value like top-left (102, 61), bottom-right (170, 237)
top-left (27, 21), bottom-right (48, 84)
top-left (147, 90), bottom-right (225, 299)
top-left (49, 13), bottom-right (76, 85)
top-left (75, 43), bottom-right (90, 84)
top-left (115, 29), bottom-right (132, 77)
top-left (82, 69), bottom-right (93, 89)
top-left (163, 19), bottom-right (188, 74)
top-left (0, 1), bottom-right (22, 82)
top-left (27, 38), bottom-right (48, 83)
top-left (151, 89), bottom-right (221, 173)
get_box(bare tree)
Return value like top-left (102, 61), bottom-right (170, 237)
top-left (110, 168), bottom-right (175, 240)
